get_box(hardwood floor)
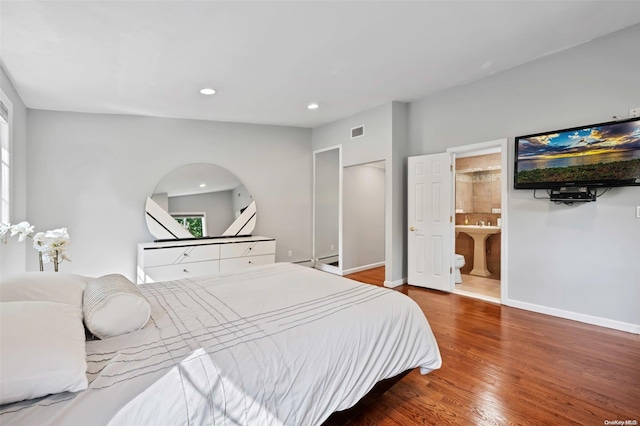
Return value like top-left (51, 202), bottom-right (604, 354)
top-left (344, 267), bottom-right (640, 425)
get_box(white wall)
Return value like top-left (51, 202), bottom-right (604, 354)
top-left (343, 163), bottom-right (385, 271)
top-left (0, 65), bottom-right (28, 278)
top-left (312, 103), bottom-right (391, 167)
top-left (25, 110), bottom-right (312, 280)
top-left (408, 24), bottom-right (640, 329)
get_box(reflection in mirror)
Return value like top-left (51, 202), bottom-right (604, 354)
top-left (313, 147), bottom-right (341, 273)
top-left (145, 163), bottom-right (256, 240)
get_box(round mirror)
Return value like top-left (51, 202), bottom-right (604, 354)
top-left (145, 163), bottom-right (256, 240)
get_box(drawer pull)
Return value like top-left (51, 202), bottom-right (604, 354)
top-left (183, 253), bottom-right (189, 257)
top-left (183, 269), bottom-right (189, 273)
top-left (248, 261), bottom-right (252, 264)
top-left (249, 247), bottom-right (252, 250)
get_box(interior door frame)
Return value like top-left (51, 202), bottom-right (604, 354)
top-left (312, 145), bottom-right (343, 275)
top-left (447, 138), bottom-right (508, 303)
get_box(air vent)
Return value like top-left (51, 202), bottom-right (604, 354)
top-left (351, 125), bottom-right (364, 139)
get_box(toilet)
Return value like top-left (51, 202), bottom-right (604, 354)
top-left (454, 254), bottom-right (465, 284)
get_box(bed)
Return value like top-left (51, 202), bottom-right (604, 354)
top-left (0, 263), bottom-right (442, 425)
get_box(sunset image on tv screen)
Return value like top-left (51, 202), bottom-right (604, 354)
top-left (516, 119), bottom-right (640, 185)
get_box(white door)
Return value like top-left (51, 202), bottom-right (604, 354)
top-left (407, 153), bottom-right (453, 291)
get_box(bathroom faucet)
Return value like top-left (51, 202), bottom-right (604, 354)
top-left (479, 220), bottom-right (485, 227)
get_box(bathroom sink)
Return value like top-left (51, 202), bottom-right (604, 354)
top-left (455, 225), bottom-right (501, 277)
top-left (455, 225), bottom-right (501, 234)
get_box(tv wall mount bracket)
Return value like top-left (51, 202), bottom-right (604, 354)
top-left (549, 187), bottom-right (596, 203)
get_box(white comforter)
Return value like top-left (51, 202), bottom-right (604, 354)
top-left (1, 263), bottom-right (441, 425)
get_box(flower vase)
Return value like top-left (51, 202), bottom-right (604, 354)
top-left (53, 250), bottom-right (59, 272)
top-left (38, 252), bottom-right (44, 272)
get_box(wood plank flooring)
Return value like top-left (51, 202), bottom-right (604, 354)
top-left (344, 267), bottom-right (640, 425)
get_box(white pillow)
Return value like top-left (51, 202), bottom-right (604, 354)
top-left (0, 301), bottom-right (88, 405)
top-left (0, 272), bottom-right (89, 307)
top-left (83, 274), bottom-right (151, 340)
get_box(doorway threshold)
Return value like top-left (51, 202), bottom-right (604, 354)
top-left (453, 288), bottom-right (500, 304)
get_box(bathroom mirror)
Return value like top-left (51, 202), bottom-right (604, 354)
top-left (145, 163), bottom-right (256, 240)
top-left (455, 169), bottom-right (501, 214)
top-left (455, 152), bottom-right (502, 214)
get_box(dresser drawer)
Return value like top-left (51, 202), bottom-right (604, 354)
top-left (219, 240), bottom-right (276, 259)
top-left (143, 244), bottom-right (221, 267)
top-left (219, 254), bottom-right (275, 274)
top-left (142, 260), bottom-right (220, 283)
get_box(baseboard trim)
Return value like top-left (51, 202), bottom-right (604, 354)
top-left (384, 277), bottom-right (407, 288)
top-left (342, 261), bottom-right (385, 275)
top-left (505, 298), bottom-right (640, 335)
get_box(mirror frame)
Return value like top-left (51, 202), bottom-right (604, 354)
top-left (312, 146), bottom-right (342, 275)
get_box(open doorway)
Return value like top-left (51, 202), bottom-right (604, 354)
top-left (448, 139), bottom-right (508, 304)
top-left (342, 160), bottom-right (385, 275)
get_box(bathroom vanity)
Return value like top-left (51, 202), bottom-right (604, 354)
top-left (455, 225), bottom-right (501, 277)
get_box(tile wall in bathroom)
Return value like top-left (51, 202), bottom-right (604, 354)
top-left (456, 153), bottom-right (501, 171)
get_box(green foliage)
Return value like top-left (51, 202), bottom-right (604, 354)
top-left (517, 158), bottom-right (640, 184)
top-left (175, 217), bottom-right (203, 238)
top-left (185, 218), bottom-right (203, 237)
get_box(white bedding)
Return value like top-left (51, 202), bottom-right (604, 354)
top-left (0, 263), bottom-right (441, 425)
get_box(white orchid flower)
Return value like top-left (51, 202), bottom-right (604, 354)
top-left (40, 248), bottom-right (71, 264)
top-left (49, 239), bottom-right (69, 252)
top-left (5, 223), bottom-right (71, 266)
top-left (44, 228), bottom-right (70, 241)
top-left (39, 229), bottom-right (71, 264)
top-left (10, 221), bottom-right (35, 242)
top-left (59, 252), bottom-right (72, 262)
top-left (32, 232), bottom-right (46, 250)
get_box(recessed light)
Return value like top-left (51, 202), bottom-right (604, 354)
top-left (307, 103), bottom-right (319, 110)
top-left (199, 183), bottom-right (206, 188)
top-left (200, 88), bottom-right (216, 95)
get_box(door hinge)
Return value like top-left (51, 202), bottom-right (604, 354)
top-left (450, 267), bottom-right (453, 274)
top-left (450, 164), bottom-right (453, 172)
top-left (450, 216), bottom-right (453, 223)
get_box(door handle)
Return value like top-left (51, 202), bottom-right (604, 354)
top-left (410, 226), bottom-right (416, 232)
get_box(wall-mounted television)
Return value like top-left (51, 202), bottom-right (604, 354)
top-left (514, 116), bottom-right (640, 189)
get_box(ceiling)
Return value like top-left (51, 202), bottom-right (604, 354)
top-left (2, 1), bottom-right (640, 128)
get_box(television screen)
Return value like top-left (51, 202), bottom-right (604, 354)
top-left (514, 117), bottom-right (640, 189)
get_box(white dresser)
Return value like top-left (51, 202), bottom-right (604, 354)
top-left (137, 236), bottom-right (276, 284)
